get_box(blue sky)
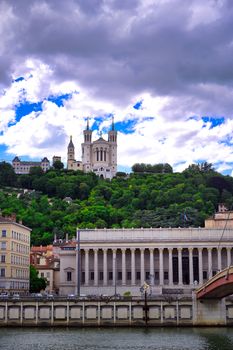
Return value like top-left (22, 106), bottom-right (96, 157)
top-left (1, 1), bottom-right (233, 175)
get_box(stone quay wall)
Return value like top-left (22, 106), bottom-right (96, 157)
top-left (1, 297), bottom-right (233, 327)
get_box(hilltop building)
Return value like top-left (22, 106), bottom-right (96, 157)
top-left (0, 214), bottom-right (31, 293)
top-left (12, 156), bottom-right (50, 174)
top-left (67, 118), bottom-right (117, 179)
top-left (52, 156), bottom-right (62, 165)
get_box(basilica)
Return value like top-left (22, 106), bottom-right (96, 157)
top-left (67, 118), bottom-right (117, 179)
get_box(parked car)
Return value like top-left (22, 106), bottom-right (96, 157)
top-left (67, 294), bottom-right (76, 300)
top-left (0, 292), bottom-right (9, 299)
top-left (34, 293), bottom-right (43, 298)
top-left (12, 294), bottom-right (20, 300)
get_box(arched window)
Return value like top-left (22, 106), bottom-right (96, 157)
top-left (96, 148), bottom-right (99, 161)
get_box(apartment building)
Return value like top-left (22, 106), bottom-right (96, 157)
top-left (0, 215), bottom-right (31, 293)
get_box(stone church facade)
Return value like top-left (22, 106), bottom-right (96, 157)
top-left (67, 118), bottom-right (117, 179)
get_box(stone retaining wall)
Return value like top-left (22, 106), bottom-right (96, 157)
top-left (0, 298), bottom-right (233, 326)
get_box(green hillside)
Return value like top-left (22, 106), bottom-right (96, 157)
top-left (0, 161), bottom-right (233, 246)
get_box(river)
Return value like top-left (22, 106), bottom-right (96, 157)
top-left (0, 327), bottom-right (233, 350)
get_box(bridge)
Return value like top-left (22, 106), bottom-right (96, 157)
top-left (196, 266), bottom-right (233, 299)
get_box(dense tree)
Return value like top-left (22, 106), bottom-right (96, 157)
top-left (0, 162), bottom-right (16, 186)
top-left (53, 160), bottom-right (64, 170)
top-left (29, 265), bottom-right (47, 292)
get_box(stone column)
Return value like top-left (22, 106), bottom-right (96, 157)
top-left (122, 248), bottom-right (126, 286)
top-left (208, 247), bottom-right (213, 279)
top-left (168, 248), bottom-right (173, 286)
top-left (178, 248), bottom-right (183, 286)
top-left (198, 248), bottom-right (203, 285)
top-left (84, 249), bottom-right (89, 286)
top-left (131, 248), bottom-right (136, 286)
top-left (159, 248), bottom-right (164, 286)
top-left (112, 249), bottom-right (116, 287)
top-left (140, 248), bottom-right (145, 285)
top-left (149, 248), bottom-right (155, 286)
top-left (189, 248), bottom-right (193, 285)
top-left (227, 247), bottom-right (231, 267)
top-left (103, 249), bottom-right (108, 286)
top-left (217, 248), bottom-right (222, 272)
top-left (94, 249), bottom-right (98, 286)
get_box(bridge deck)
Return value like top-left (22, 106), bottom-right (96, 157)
top-left (196, 266), bottom-right (233, 299)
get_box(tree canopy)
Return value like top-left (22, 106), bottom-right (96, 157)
top-left (0, 161), bottom-right (233, 246)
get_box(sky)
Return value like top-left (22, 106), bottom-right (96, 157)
top-left (1, 0), bottom-right (233, 174)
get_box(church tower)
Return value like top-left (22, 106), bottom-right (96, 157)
top-left (67, 135), bottom-right (75, 170)
top-left (82, 118), bottom-right (93, 172)
top-left (108, 116), bottom-right (117, 177)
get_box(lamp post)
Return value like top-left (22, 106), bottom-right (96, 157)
top-left (76, 229), bottom-right (81, 297)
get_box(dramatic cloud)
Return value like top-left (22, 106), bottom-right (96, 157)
top-left (0, 0), bottom-right (233, 173)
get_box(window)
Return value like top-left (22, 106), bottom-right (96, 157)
top-left (67, 271), bottom-right (72, 281)
top-left (109, 271), bottom-right (113, 280)
top-left (136, 271), bottom-right (141, 280)
top-left (41, 272), bottom-right (44, 277)
top-left (0, 268), bottom-right (5, 277)
top-left (99, 271), bottom-right (103, 280)
top-left (127, 271), bottom-right (131, 280)
top-left (164, 271), bottom-right (169, 280)
top-left (1, 242), bottom-right (6, 250)
top-left (90, 272), bottom-right (94, 280)
top-left (2, 230), bottom-right (6, 238)
top-left (1, 255), bottom-right (5, 263)
top-left (118, 271), bottom-right (122, 280)
top-left (203, 271), bottom-right (207, 279)
top-left (146, 271), bottom-right (150, 280)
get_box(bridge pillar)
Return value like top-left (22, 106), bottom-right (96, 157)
top-left (193, 297), bottom-right (226, 326)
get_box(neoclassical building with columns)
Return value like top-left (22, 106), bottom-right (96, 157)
top-left (58, 209), bottom-right (233, 296)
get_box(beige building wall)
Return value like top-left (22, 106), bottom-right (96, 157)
top-left (205, 211), bottom-right (233, 229)
top-left (0, 218), bottom-right (31, 293)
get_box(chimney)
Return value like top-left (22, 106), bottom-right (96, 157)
top-left (19, 219), bottom-right (22, 225)
top-left (54, 233), bottom-right (57, 243)
top-left (11, 213), bottom-right (17, 222)
top-left (65, 233), bottom-right (69, 243)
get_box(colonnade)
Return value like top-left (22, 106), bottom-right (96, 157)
top-left (78, 246), bottom-right (233, 288)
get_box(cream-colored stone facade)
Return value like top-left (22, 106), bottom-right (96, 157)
top-left (12, 156), bottom-right (50, 174)
top-left (0, 216), bottom-right (31, 293)
top-left (67, 118), bottom-right (117, 179)
top-left (58, 223), bottom-right (233, 296)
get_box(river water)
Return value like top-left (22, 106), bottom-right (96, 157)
top-left (0, 327), bottom-right (233, 350)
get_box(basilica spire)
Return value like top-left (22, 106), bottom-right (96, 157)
top-left (86, 117), bottom-right (89, 131)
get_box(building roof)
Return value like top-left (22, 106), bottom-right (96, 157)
top-left (68, 135), bottom-right (74, 148)
top-left (0, 216), bottom-right (31, 231)
top-left (93, 137), bottom-right (108, 143)
top-left (12, 156), bottom-right (20, 162)
top-left (41, 157), bottom-right (49, 163)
